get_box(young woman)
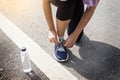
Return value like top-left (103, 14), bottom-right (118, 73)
top-left (43, 0), bottom-right (99, 62)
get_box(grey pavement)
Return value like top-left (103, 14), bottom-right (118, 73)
top-left (0, 30), bottom-right (49, 80)
top-left (0, 0), bottom-right (120, 80)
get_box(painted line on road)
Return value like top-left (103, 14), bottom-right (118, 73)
top-left (0, 12), bottom-right (78, 80)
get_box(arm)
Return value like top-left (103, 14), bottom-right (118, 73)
top-left (43, 0), bottom-right (59, 44)
top-left (73, 6), bottom-right (97, 38)
top-left (43, 0), bottom-right (55, 31)
top-left (64, 0), bottom-right (100, 48)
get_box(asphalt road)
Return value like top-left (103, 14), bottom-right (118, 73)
top-left (0, 0), bottom-right (120, 80)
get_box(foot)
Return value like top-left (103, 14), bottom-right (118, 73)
top-left (54, 41), bottom-right (69, 62)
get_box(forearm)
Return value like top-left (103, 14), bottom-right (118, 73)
top-left (43, 0), bottom-right (55, 31)
top-left (73, 0), bottom-right (100, 37)
top-left (74, 7), bottom-right (96, 36)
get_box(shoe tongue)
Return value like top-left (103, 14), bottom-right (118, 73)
top-left (58, 47), bottom-right (65, 51)
top-left (57, 43), bottom-right (65, 51)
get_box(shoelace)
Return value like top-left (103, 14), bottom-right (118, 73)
top-left (57, 41), bottom-right (65, 51)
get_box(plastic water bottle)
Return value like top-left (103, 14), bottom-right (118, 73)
top-left (20, 47), bottom-right (32, 73)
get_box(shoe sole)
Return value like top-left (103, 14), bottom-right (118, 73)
top-left (53, 51), bottom-right (69, 62)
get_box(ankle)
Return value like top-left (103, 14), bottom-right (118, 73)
top-left (59, 36), bottom-right (64, 42)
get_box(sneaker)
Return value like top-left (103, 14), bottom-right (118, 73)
top-left (54, 41), bottom-right (69, 62)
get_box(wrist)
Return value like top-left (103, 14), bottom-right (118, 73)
top-left (49, 28), bottom-right (56, 32)
top-left (73, 30), bottom-right (81, 37)
top-left (73, 25), bottom-right (84, 37)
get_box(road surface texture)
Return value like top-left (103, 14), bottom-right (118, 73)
top-left (0, 0), bottom-right (120, 80)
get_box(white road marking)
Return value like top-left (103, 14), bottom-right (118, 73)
top-left (0, 12), bottom-right (78, 80)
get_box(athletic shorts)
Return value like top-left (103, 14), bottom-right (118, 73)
top-left (50, 0), bottom-right (84, 20)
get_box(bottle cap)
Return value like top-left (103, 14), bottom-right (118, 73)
top-left (21, 47), bottom-right (26, 51)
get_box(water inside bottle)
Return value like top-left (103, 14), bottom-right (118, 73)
top-left (21, 49), bottom-right (32, 73)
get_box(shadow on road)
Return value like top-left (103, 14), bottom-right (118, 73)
top-left (64, 34), bottom-right (120, 80)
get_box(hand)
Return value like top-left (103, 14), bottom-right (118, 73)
top-left (48, 30), bottom-right (59, 44)
top-left (64, 33), bottom-right (78, 48)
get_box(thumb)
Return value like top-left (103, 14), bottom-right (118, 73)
top-left (64, 40), bottom-right (68, 47)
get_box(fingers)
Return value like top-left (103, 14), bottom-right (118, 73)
top-left (48, 30), bottom-right (59, 44)
top-left (64, 40), bottom-right (74, 48)
top-left (50, 38), bottom-right (59, 44)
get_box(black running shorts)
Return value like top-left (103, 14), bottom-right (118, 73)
top-left (50, 0), bottom-right (84, 20)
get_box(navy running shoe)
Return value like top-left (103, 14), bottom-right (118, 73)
top-left (54, 41), bottom-right (69, 62)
